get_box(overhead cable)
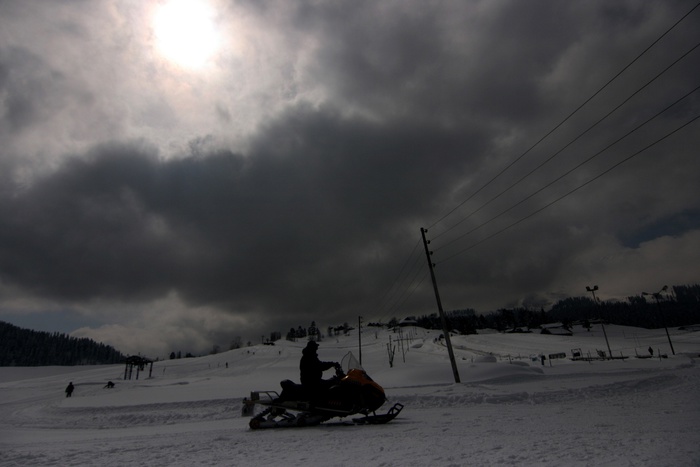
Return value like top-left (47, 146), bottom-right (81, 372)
top-left (436, 113), bottom-right (700, 264)
top-left (433, 40), bottom-right (700, 243)
top-left (426, 1), bottom-right (700, 235)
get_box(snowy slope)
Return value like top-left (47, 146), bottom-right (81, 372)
top-left (1, 325), bottom-right (699, 466)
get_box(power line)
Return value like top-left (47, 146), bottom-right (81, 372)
top-left (435, 84), bottom-right (700, 253)
top-left (377, 270), bottom-right (430, 324)
top-left (367, 2), bottom-right (700, 321)
top-left (371, 243), bottom-right (426, 322)
top-left (433, 40), bottom-right (700, 244)
top-left (426, 0), bottom-right (700, 235)
top-left (436, 113), bottom-right (700, 264)
top-left (374, 256), bottom-right (428, 323)
top-left (370, 238), bottom-right (421, 316)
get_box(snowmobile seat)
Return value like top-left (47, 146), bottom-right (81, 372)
top-left (278, 379), bottom-right (310, 401)
top-left (280, 379), bottom-right (297, 390)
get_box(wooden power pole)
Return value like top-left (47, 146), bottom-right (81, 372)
top-left (421, 228), bottom-right (461, 383)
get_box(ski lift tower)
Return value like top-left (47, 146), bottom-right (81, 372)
top-left (124, 355), bottom-right (154, 380)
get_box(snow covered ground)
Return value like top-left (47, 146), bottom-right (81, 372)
top-left (1, 324), bottom-right (699, 466)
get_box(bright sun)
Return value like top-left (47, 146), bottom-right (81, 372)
top-left (153, 0), bottom-right (220, 69)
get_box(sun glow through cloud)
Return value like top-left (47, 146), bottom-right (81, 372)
top-left (154, 0), bottom-right (220, 69)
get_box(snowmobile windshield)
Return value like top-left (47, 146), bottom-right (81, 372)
top-left (341, 352), bottom-right (362, 372)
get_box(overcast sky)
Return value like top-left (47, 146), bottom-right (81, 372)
top-left (1, 0), bottom-right (699, 357)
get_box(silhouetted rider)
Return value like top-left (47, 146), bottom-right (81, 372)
top-left (300, 341), bottom-right (340, 395)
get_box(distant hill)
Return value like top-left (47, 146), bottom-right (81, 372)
top-left (0, 321), bottom-right (125, 366)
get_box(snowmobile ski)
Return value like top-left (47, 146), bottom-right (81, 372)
top-left (248, 406), bottom-right (329, 429)
top-left (247, 402), bottom-right (404, 429)
top-left (352, 403), bottom-right (404, 425)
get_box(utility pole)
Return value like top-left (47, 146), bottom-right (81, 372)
top-left (421, 228), bottom-right (460, 383)
top-left (358, 315), bottom-right (363, 366)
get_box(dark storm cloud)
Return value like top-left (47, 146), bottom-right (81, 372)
top-left (285, 1), bottom-right (583, 124)
top-left (1, 0), bottom-right (699, 354)
top-left (0, 106), bottom-right (488, 318)
top-left (0, 143), bottom-right (174, 300)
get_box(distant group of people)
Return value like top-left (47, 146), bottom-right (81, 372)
top-left (64, 381), bottom-right (116, 397)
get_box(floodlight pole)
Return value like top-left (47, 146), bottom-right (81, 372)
top-left (586, 285), bottom-right (612, 359)
top-left (358, 315), bottom-right (363, 366)
top-left (642, 286), bottom-right (675, 355)
top-left (421, 228), bottom-right (460, 383)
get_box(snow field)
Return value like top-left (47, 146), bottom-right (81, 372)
top-left (1, 324), bottom-right (699, 466)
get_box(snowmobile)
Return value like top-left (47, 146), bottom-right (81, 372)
top-left (242, 352), bottom-right (403, 429)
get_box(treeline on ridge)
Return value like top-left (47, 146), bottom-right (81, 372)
top-left (0, 321), bottom-right (125, 366)
top-left (394, 284), bottom-right (700, 334)
top-left (280, 285), bottom-right (700, 346)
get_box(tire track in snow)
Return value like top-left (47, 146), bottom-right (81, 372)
top-left (386, 372), bottom-right (684, 409)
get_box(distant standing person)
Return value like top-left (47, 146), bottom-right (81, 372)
top-left (65, 382), bottom-right (74, 397)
